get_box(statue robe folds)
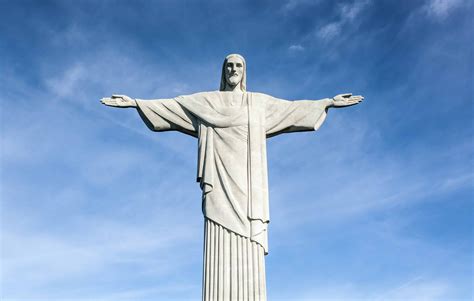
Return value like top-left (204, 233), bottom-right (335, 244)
top-left (136, 91), bottom-right (329, 254)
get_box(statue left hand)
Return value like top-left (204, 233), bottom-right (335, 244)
top-left (100, 94), bottom-right (137, 108)
top-left (332, 93), bottom-right (364, 107)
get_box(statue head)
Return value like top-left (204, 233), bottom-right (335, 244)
top-left (220, 54), bottom-right (246, 92)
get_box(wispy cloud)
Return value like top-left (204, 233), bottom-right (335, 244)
top-left (288, 44), bottom-right (305, 52)
top-left (373, 277), bottom-right (451, 301)
top-left (422, 0), bottom-right (466, 20)
top-left (317, 22), bottom-right (342, 40)
top-left (317, 0), bottom-right (371, 41)
top-left (46, 63), bottom-right (86, 97)
top-left (340, 0), bottom-right (371, 22)
top-left (2, 223), bottom-right (202, 299)
top-left (268, 113), bottom-right (473, 230)
top-left (274, 277), bottom-right (452, 301)
top-left (400, 0), bottom-right (469, 35)
top-left (281, 0), bottom-right (318, 12)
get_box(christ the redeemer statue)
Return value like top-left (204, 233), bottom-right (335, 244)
top-left (101, 54), bottom-right (363, 301)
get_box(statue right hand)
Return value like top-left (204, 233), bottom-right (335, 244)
top-left (332, 93), bottom-right (364, 107)
top-left (100, 94), bottom-right (137, 108)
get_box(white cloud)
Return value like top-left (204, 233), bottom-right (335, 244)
top-left (373, 277), bottom-right (451, 301)
top-left (282, 0), bottom-right (318, 12)
top-left (423, 0), bottom-right (465, 20)
top-left (46, 63), bottom-right (86, 97)
top-left (440, 172), bottom-right (473, 190)
top-left (289, 44), bottom-right (305, 51)
top-left (317, 0), bottom-right (371, 41)
top-left (340, 0), bottom-right (371, 21)
top-left (267, 109), bottom-right (473, 232)
top-left (278, 277), bottom-right (452, 301)
top-left (1, 211), bottom-right (203, 298)
top-left (317, 22), bottom-right (343, 40)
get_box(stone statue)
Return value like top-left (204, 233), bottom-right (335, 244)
top-left (101, 54), bottom-right (363, 301)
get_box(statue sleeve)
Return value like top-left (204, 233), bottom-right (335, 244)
top-left (264, 96), bottom-right (329, 138)
top-left (135, 98), bottom-right (198, 138)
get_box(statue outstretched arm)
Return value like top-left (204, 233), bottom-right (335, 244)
top-left (263, 93), bottom-right (363, 138)
top-left (100, 94), bottom-right (198, 137)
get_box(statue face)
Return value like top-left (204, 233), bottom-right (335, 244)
top-left (225, 56), bottom-right (244, 88)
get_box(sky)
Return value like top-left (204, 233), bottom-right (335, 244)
top-left (0, 0), bottom-right (472, 300)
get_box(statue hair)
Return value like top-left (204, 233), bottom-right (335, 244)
top-left (219, 54), bottom-right (247, 92)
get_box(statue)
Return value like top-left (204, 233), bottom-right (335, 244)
top-left (101, 54), bottom-right (363, 301)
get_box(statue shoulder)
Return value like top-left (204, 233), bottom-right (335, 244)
top-left (248, 91), bottom-right (273, 99)
top-left (177, 90), bottom-right (219, 98)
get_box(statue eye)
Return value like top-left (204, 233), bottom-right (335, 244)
top-left (236, 63), bottom-right (243, 68)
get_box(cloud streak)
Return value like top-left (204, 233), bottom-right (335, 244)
top-left (422, 0), bottom-right (466, 20)
top-left (316, 0), bottom-right (372, 41)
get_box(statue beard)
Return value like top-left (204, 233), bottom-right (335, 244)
top-left (227, 74), bottom-right (242, 87)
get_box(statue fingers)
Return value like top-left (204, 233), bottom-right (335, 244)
top-left (339, 98), bottom-right (358, 106)
top-left (348, 96), bottom-right (362, 103)
top-left (350, 99), bottom-right (361, 104)
top-left (348, 99), bottom-right (360, 104)
top-left (101, 99), bottom-right (118, 106)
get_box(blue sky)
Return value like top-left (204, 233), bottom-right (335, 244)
top-left (1, 0), bottom-right (472, 300)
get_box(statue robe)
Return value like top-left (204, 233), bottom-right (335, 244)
top-left (136, 91), bottom-right (328, 300)
top-left (136, 91), bottom-right (329, 254)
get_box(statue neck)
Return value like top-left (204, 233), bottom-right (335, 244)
top-left (224, 83), bottom-right (244, 92)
